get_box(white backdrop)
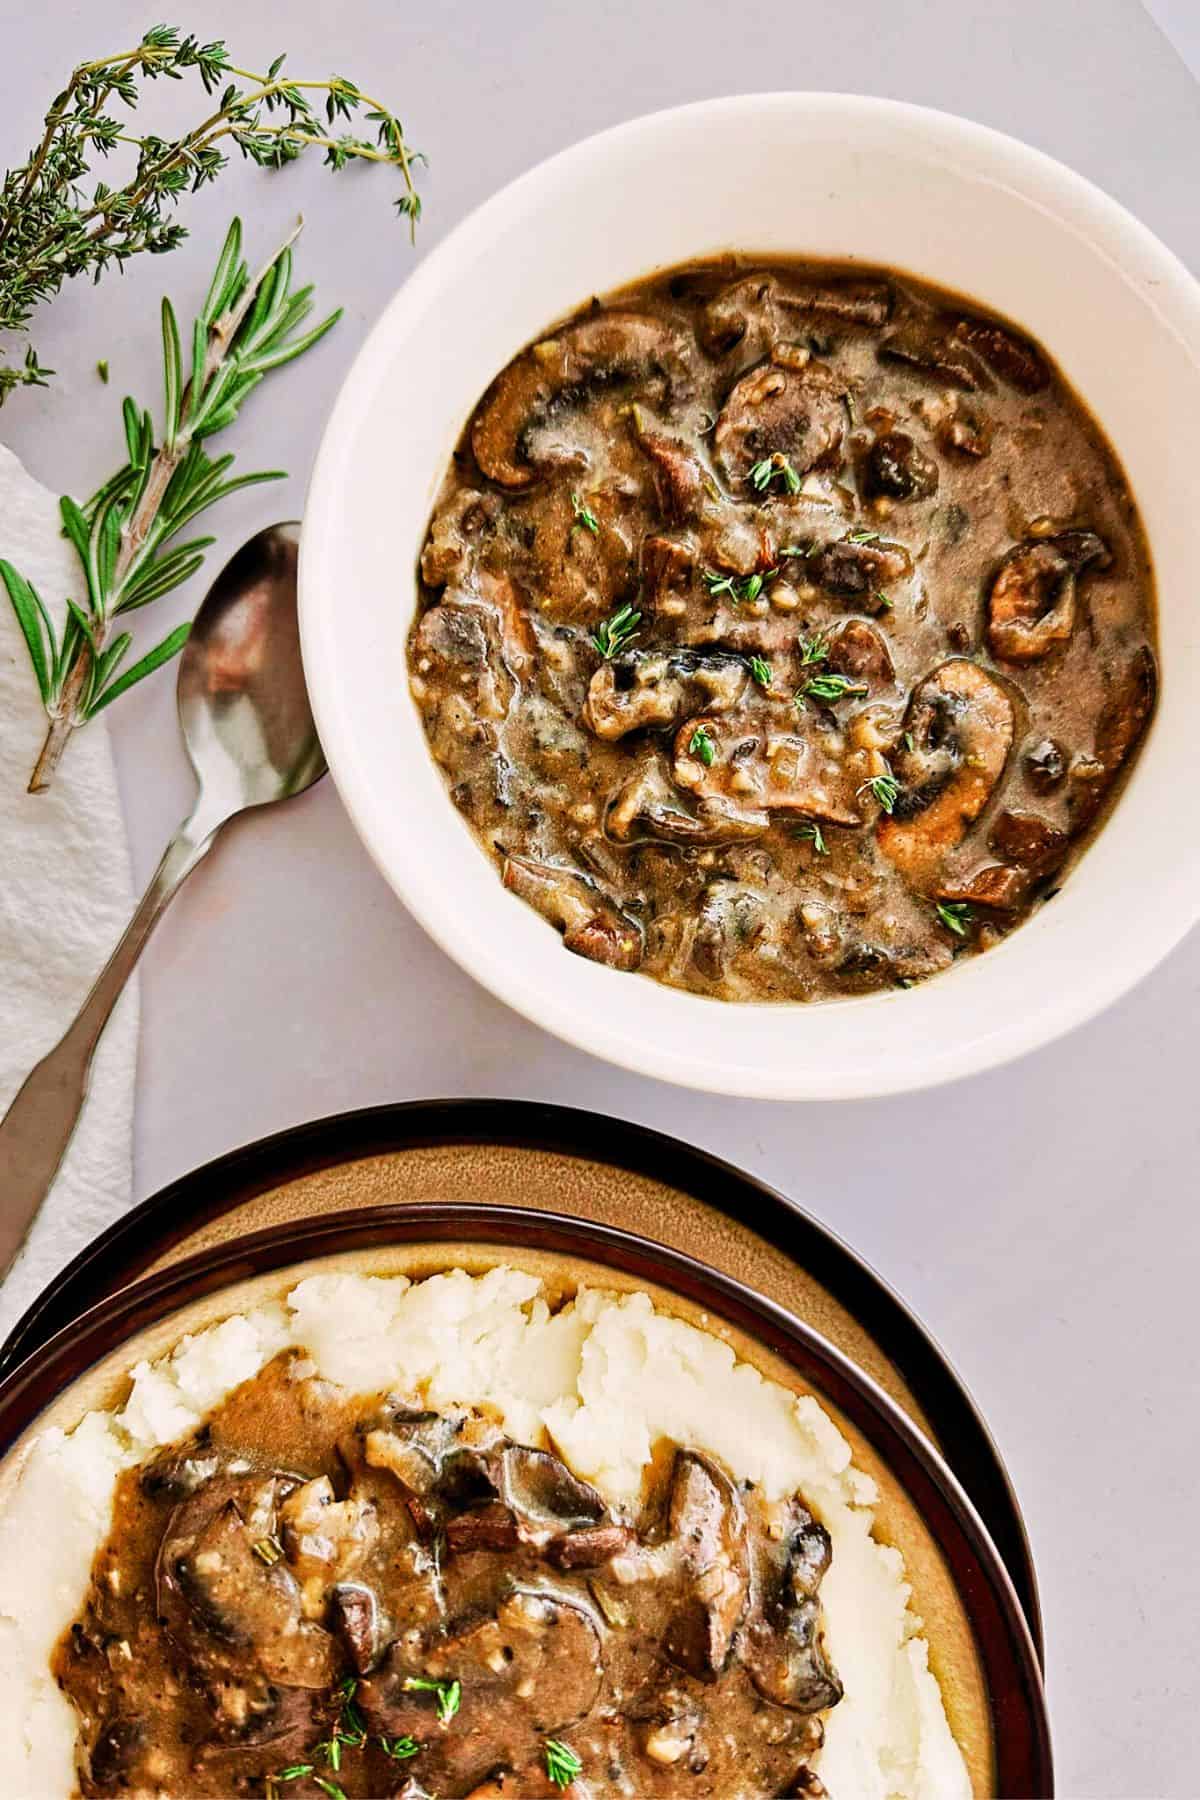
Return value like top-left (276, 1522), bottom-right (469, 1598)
top-left (2, 4), bottom-right (1198, 1793)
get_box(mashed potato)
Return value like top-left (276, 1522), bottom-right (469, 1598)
top-left (0, 1267), bottom-right (971, 1799)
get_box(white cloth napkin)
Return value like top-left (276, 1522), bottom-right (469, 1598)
top-left (0, 443), bottom-right (137, 1343)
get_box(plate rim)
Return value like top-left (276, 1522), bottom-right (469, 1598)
top-left (0, 1098), bottom-right (1042, 1658)
top-left (0, 1197), bottom-right (1051, 1798)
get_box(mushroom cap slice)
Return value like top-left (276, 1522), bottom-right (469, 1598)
top-left (986, 530), bottom-right (1111, 664)
top-left (673, 713), bottom-right (863, 828)
top-left (471, 311), bottom-right (689, 489)
top-left (713, 355), bottom-right (845, 493)
top-left (502, 852), bottom-right (643, 971)
top-left (877, 659), bottom-right (1015, 887)
top-left (663, 1451), bottom-right (750, 1683)
top-left (583, 650), bottom-right (750, 741)
top-left (155, 1475), bottom-right (338, 1699)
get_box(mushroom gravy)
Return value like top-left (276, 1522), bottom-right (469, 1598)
top-left (407, 257), bottom-right (1157, 1000)
top-left (55, 1353), bottom-right (842, 1798)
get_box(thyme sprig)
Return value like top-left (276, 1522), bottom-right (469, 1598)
top-left (0, 215), bottom-right (337, 792)
top-left (0, 25), bottom-right (422, 402)
top-left (591, 603), bottom-right (641, 660)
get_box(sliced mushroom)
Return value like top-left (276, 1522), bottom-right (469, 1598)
top-left (743, 1515), bottom-right (843, 1715)
top-left (411, 601), bottom-right (511, 724)
top-left (938, 407), bottom-right (992, 460)
top-left (360, 1591), bottom-right (601, 1792)
top-left (673, 714), bottom-right (863, 828)
top-left (986, 530), bottom-right (1111, 664)
top-left (501, 1445), bottom-right (606, 1530)
top-left (877, 660), bottom-right (1015, 885)
top-left (663, 1452), bottom-right (750, 1682)
top-left (502, 853), bottom-right (643, 971)
top-left (988, 809), bottom-right (1069, 876)
top-left (952, 317), bottom-right (1049, 393)
top-left (156, 1476), bottom-right (337, 1698)
top-left (1025, 736), bottom-right (1068, 792)
top-left (692, 880), bottom-right (766, 981)
top-left (421, 488), bottom-right (501, 587)
top-left (329, 1582), bottom-right (380, 1675)
top-left (878, 320), bottom-right (990, 391)
top-left (826, 619), bottom-right (894, 688)
top-left (478, 567), bottom-right (537, 677)
top-left (544, 1524), bottom-right (633, 1569)
top-left (937, 864), bottom-right (1031, 911)
top-left (1070, 645), bottom-right (1157, 831)
top-left (713, 353), bottom-right (846, 493)
top-left (698, 274), bottom-right (891, 356)
top-left (583, 649), bottom-right (749, 740)
top-left (807, 535), bottom-right (910, 606)
top-left (862, 431), bottom-right (939, 502)
top-left (641, 534), bottom-right (695, 614)
top-left (606, 755), bottom-right (770, 846)
top-left (471, 311), bottom-right (689, 488)
top-left (630, 407), bottom-right (709, 521)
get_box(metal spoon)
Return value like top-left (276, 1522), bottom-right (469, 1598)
top-left (0, 522), bottom-right (325, 1275)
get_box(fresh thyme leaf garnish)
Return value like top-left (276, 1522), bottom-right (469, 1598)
top-left (903, 731), bottom-right (915, 751)
top-left (799, 673), bottom-right (868, 704)
top-left (936, 901), bottom-right (974, 937)
top-left (312, 1780), bottom-right (347, 1800)
top-left (845, 528), bottom-right (880, 545)
top-left (273, 1768), bottom-right (314, 1784)
top-left (403, 1675), bottom-right (462, 1724)
top-left (795, 821), bottom-right (828, 855)
top-left (570, 491), bottom-right (600, 535)
top-left (1, 215), bottom-right (343, 792)
top-left (379, 1735), bottom-right (420, 1761)
top-left (689, 724), bottom-right (716, 767)
top-left (798, 632), bottom-right (830, 666)
top-left (778, 540), bottom-right (820, 560)
top-left (749, 655), bottom-right (772, 688)
top-left (590, 603), bottom-right (641, 659)
top-left (703, 568), bottom-right (770, 604)
top-left (96, 359), bottom-right (109, 384)
top-left (545, 1738), bottom-right (584, 1789)
top-left (252, 1534), bottom-right (284, 1566)
top-left (863, 772), bottom-right (901, 813)
top-left (875, 590), bottom-right (892, 609)
top-left (749, 451), bottom-right (802, 495)
top-left (0, 28), bottom-right (422, 404)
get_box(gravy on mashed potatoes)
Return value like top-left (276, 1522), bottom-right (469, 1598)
top-left (0, 1268), bottom-right (972, 1798)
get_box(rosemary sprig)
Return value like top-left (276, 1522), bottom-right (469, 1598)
top-left (0, 25), bottom-right (422, 402)
top-left (748, 655), bottom-right (772, 689)
top-left (0, 215), bottom-right (338, 792)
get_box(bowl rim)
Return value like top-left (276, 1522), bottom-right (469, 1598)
top-left (0, 1098), bottom-right (1041, 1654)
top-left (300, 91), bottom-right (1200, 1098)
top-left (0, 1198), bottom-right (1052, 1797)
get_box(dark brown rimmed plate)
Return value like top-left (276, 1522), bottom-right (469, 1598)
top-left (0, 1204), bottom-right (1051, 1798)
top-left (0, 1100), bottom-right (1041, 1659)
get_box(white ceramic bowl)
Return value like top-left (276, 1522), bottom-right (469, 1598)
top-left (300, 93), bottom-right (1200, 1100)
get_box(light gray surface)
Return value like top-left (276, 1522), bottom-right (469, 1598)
top-left (3, 4), bottom-right (1198, 1795)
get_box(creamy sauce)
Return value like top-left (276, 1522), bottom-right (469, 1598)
top-left (408, 256), bottom-right (1157, 1000)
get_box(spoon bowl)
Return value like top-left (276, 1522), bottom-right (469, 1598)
top-left (0, 521), bottom-right (326, 1274)
top-left (179, 522), bottom-right (325, 815)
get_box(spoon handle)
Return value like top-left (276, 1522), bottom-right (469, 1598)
top-left (0, 802), bottom-right (226, 1279)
